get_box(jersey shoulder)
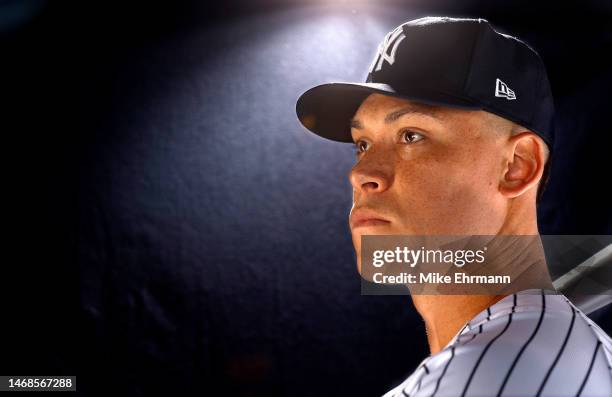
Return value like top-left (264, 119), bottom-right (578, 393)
top-left (411, 305), bottom-right (612, 397)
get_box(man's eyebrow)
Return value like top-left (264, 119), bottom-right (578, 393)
top-left (350, 106), bottom-right (444, 130)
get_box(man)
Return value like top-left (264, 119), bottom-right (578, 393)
top-left (295, 17), bottom-right (612, 396)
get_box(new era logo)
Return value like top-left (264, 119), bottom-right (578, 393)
top-left (495, 78), bottom-right (516, 100)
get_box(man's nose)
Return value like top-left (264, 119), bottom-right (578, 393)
top-left (349, 153), bottom-right (393, 194)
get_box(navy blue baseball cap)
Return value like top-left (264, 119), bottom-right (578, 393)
top-left (295, 16), bottom-right (555, 150)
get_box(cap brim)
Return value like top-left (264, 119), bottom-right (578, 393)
top-left (295, 82), bottom-right (482, 143)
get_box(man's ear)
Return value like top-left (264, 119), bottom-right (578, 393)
top-left (499, 131), bottom-right (547, 198)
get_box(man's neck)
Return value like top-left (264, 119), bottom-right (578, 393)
top-left (411, 232), bottom-right (555, 354)
top-left (412, 294), bottom-right (506, 354)
top-left (412, 271), bottom-right (554, 354)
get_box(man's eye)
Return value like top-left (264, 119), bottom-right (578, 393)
top-left (355, 140), bottom-right (369, 155)
top-left (401, 129), bottom-right (424, 144)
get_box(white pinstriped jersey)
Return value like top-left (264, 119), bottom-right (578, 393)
top-left (382, 289), bottom-right (612, 397)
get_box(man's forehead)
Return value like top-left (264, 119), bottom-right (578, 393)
top-left (359, 93), bottom-right (453, 116)
top-left (350, 94), bottom-right (448, 129)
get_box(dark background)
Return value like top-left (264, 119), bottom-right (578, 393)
top-left (2, 0), bottom-right (612, 396)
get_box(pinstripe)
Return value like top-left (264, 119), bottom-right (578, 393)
top-left (401, 362), bottom-right (430, 396)
top-left (463, 333), bottom-right (478, 345)
top-left (496, 291), bottom-right (545, 396)
top-left (461, 311), bottom-right (489, 349)
top-left (461, 296), bottom-right (516, 397)
top-left (413, 377), bottom-right (422, 395)
top-left (535, 304), bottom-right (576, 396)
top-left (576, 340), bottom-right (601, 397)
top-left (431, 346), bottom-right (455, 397)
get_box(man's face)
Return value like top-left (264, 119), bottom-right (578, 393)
top-left (349, 93), bottom-right (511, 273)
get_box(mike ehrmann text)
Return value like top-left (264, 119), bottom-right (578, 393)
top-left (372, 272), bottom-right (511, 284)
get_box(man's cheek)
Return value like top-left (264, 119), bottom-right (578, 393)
top-left (398, 167), bottom-right (454, 198)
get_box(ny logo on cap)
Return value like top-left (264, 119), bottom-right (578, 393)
top-left (495, 78), bottom-right (517, 100)
top-left (368, 26), bottom-right (406, 74)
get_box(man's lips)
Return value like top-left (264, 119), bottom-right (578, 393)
top-left (350, 208), bottom-right (391, 229)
